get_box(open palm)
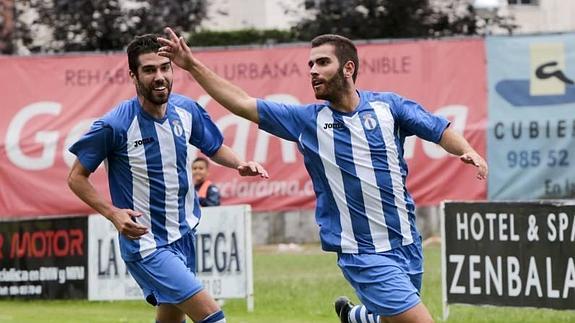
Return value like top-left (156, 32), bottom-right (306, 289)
top-left (157, 27), bottom-right (194, 71)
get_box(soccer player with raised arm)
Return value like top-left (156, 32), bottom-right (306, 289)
top-left (157, 27), bottom-right (487, 323)
top-left (67, 34), bottom-right (267, 323)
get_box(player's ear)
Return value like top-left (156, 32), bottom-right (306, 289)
top-left (129, 70), bottom-right (137, 84)
top-left (343, 61), bottom-right (355, 79)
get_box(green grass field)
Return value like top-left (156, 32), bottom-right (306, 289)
top-left (1, 244), bottom-right (574, 322)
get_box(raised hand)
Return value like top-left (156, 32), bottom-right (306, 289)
top-left (238, 161), bottom-right (269, 178)
top-left (157, 27), bottom-right (194, 71)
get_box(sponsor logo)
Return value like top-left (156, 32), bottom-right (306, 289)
top-left (495, 42), bottom-right (575, 107)
top-left (535, 61), bottom-right (574, 85)
top-left (323, 122), bottom-right (345, 129)
top-left (133, 137), bottom-right (155, 148)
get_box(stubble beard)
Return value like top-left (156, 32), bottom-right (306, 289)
top-left (137, 79), bottom-right (172, 105)
top-left (314, 69), bottom-right (348, 102)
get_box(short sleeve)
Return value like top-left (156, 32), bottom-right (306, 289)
top-left (393, 95), bottom-right (450, 143)
top-left (68, 120), bottom-right (115, 172)
top-left (188, 103), bottom-right (224, 157)
top-left (257, 99), bottom-right (303, 142)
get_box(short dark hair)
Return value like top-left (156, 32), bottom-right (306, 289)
top-left (193, 156), bottom-right (209, 167)
top-left (311, 34), bottom-right (359, 82)
top-left (126, 34), bottom-right (162, 75)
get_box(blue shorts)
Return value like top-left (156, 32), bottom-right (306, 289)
top-left (125, 231), bottom-right (203, 305)
top-left (337, 241), bottom-right (424, 317)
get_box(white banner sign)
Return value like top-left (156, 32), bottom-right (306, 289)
top-left (87, 216), bottom-right (142, 300)
top-left (87, 205), bottom-right (253, 310)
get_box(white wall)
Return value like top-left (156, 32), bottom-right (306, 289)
top-left (508, 0), bottom-right (575, 34)
top-left (202, 0), bottom-right (309, 31)
top-left (203, 0), bottom-right (574, 34)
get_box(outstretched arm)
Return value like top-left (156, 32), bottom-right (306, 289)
top-left (210, 144), bottom-right (269, 178)
top-left (67, 159), bottom-right (149, 239)
top-left (439, 127), bottom-right (488, 180)
top-left (158, 27), bottom-right (260, 124)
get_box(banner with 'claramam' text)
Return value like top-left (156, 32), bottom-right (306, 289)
top-left (0, 39), bottom-right (486, 216)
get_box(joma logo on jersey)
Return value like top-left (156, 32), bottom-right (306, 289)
top-left (134, 137), bottom-right (155, 148)
top-left (323, 122), bottom-right (345, 129)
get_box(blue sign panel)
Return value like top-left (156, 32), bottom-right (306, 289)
top-left (487, 34), bottom-right (575, 200)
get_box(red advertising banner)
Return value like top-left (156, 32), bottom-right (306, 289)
top-left (0, 216), bottom-right (88, 299)
top-left (0, 39), bottom-right (486, 217)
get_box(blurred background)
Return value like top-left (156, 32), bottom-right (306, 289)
top-left (1, 0), bottom-right (575, 321)
top-left (2, 0), bottom-right (574, 243)
top-left (2, 0), bottom-right (571, 54)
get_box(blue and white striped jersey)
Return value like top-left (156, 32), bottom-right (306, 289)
top-left (69, 93), bottom-right (223, 261)
top-left (257, 90), bottom-right (449, 254)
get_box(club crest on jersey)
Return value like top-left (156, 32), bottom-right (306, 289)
top-left (362, 113), bottom-right (377, 130)
top-left (171, 120), bottom-right (184, 137)
top-left (134, 137), bottom-right (155, 148)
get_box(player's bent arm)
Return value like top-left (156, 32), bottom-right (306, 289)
top-left (67, 159), bottom-right (148, 238)
top-left (67, 159), bottom-right (119, 218)
top-left (439, 127), bottom-right (488, 180)
top-left (209, 145), bottom-right (241, 169)
top-left (209, 145), bottom-right (269, 178)
top-left (187, 59), bottom-right (259, 124)
top-left (438, 127), bottom-right (474, 156)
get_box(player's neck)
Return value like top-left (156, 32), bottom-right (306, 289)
top-left (329, 88), bottom-right (360, 113)
top-left (138, 96), bottom-right (167, 120)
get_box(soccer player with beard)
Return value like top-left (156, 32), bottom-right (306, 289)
top-left (67, 34), bottom-right (268, 323)
top-left (158, 28), bottom-right (488, 323)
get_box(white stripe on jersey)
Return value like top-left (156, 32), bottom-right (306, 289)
top-left (155, 119), bottom-right (182, 244)
top-left (317, 107), bottom-right (358, 253)
top-left (343, 114), bottom-right (391, 252)
top-left (175, 106), bottom-right (198, 230)
top-left (127, 117), bottom-right (156, 258)
top-left (371, 101), bottom-right (413, 245)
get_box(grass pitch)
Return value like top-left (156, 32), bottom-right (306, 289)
top-left (0, 244), bottom-right (574, 322)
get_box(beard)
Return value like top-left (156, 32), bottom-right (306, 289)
top-left (136, 78), bottom-right (172, 105)
top-left (314, 68), bottom-right (348, 102)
